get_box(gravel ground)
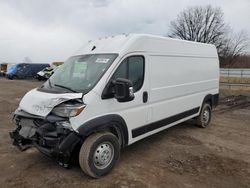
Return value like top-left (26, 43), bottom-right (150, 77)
top-left (0, 78), bottom-right (249, 188)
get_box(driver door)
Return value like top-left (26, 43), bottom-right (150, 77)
top-left (105, 54), bottom-right (150, 143)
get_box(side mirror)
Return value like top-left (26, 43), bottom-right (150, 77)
top-left (113, 78), bottom-right (134, 102)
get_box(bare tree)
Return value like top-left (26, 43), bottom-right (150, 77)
top-left (220, 30), bottom-right (249, 65)
top-left (168, 5), bottom-right (248, 65)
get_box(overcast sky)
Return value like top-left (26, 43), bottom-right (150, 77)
top-left (0, 0), bottom-right (249, 63)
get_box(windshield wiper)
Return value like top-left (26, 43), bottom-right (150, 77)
top-left (48, 79), bottom-right (52, 88)
top-left (40, 79), bottom-right (52, 89)
top-left (54, 84), bottom-right (77, 93)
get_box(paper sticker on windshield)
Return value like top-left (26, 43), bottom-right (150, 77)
top-left (96, 58), bottom-right (110, 63)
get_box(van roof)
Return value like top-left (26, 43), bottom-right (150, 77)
top-left (75, 34), bottom-right (217, 58)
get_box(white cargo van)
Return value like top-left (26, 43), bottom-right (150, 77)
top-left (10, 34), bottom-right (219, 178)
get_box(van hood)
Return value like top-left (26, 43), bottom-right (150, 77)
top-left (19, 88), bottom-right (82, 117)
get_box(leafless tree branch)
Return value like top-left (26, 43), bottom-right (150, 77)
top-left (168, 5), bottom-right (248, 65)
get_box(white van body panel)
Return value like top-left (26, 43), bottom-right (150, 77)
top-left (148, 54), bottom-right (218, 122)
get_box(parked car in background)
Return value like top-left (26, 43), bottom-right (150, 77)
top-left (36, 66), bottom-right (59, 81)
top-left (6, 63), bottom-right (49, 79)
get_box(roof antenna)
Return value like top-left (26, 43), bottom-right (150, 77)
top-left (91, 46), bottom-right (96, 51)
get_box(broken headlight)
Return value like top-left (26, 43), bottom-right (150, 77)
top-left (56, 121), bottom-right (74, 130)
top-left (52, 103), bottom-right (85, 117)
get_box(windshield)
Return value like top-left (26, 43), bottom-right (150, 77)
top-left (41, 54), bottom-right (117, 94)
top-left (8, 65), bottom-right (17, 71)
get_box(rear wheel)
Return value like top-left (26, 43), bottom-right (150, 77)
top-left (196, 103), bottom-right (212, 128)
top-left (79, 132), bottom-right (120, 178)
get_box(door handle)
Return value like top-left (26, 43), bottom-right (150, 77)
top-left (143, 91), bottom-right (148, 103)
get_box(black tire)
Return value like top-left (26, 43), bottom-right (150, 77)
top-left (196, 103), bottom-right (212, 128)
top-left (37, 76), bottom-right (42, 81)
top-left (79, 132), bottom-right (120, 178)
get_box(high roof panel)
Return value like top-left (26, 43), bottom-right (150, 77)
top-left (75, 34), bottom-right (217, 58)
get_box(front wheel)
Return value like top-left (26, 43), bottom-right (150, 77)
top-left (79, 132), bottom-right (120, 178)
top-left (7, 75), bottom-right (13, 80)
top-left (196, 103), bottom-right (212, 128)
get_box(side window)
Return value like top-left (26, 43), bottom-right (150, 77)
top-left (128, 56), bottom-right (144, 92)
top-left (112, 59), bottom-right (127, 79)
top-left (112, 56), bottom-right (144, 92)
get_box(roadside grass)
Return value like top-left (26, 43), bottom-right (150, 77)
top-left (220, 76), bottom-right (250, 84)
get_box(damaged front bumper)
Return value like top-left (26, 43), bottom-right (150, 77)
top-left (9, 109), bottom-right (82, 167)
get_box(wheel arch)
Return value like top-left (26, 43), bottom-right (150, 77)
top-left (203, 94), bottom-right (213, 107)
top-left (202, 93), bottom-right (219, 109)
top-left (77, 114), bottom-right (129, 148)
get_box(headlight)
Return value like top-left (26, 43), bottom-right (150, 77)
top-left (52, 103), bottom-right (85, 117)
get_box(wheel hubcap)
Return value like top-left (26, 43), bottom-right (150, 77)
top-left (93, 142), bottom-right (114, 169)
top-left (203, 108), bottom-right (210, 124)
